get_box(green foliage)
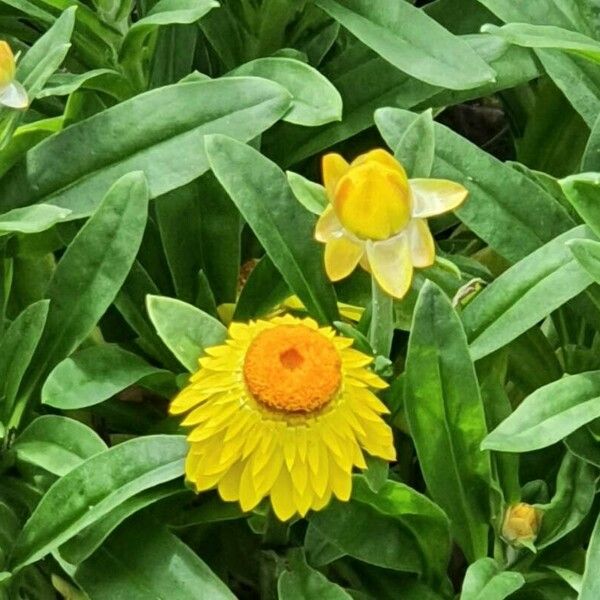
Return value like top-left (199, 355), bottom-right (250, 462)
top-left (0, 0), bottom-right (599, 598)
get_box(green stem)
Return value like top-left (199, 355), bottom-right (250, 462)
top-left (368, 276), bottom-right (394, 357)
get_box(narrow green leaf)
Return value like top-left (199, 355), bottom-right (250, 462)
top-left (0, 205), bottom-right (71, 235)
top-left (0, 78), bottom-right (291, 219)
top-left (206, 134), bottom-right (339, 324)
top-left (10, 435), bottom-right (187, 570)
top-left (233, 255), bottom-right (289, 322)
top-left (12, 415), bottom-right (106, 476)
top-left (561, 174), bottom-right (600, 237)
top-left (395, 109), bottom-right (435, 178)
top-left (484, 23), bottom-right (600, 63)
top-left (278, 549), bottom-right (351, 600)
top-left (405, 281), bottom-right (491, 562)
top-left (58, 482), bottom-right (187, 564)
top-left (0, 300), bottom-right (48, 421)
top-left (482, 371), bottom-right (600, 452)
top-left (230, 57), bottom-right (343, 126)
top-left (16, 7), bottom-right (76, 100)
top-left (537, 453), bottom-right (596, 549)
top-left (376, 108), bottom-right (573, 262)
top-left (581, 511), bottom-right (600, 600)
top-left (154, 181), bottom-right (204, 304)
top-left (71, 513), bottom-right (234, 599)
top-left (461, 558), bottom-right (524, 600)
top-left (307, 476), bottom-right (450, 583)
top-left (569, 239), bottom-right (600, 283)
top-left (41, 344), bottom-right (167, 410)
top-left (462, 226), bottom-right (595, 360)
top-left (314, 0), bottom-right (495, 90)
top-left (566, 425), bottom-right (600, 468)
top-left (20, 173), bottom-right (149, 405)
top-left (286, 171), bottom-right (328, 215)
top-left (147, 295), bottom-right (227, 372)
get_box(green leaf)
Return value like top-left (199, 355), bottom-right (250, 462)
top-left (569, 239), bottom-right (600, 283)
top-left (583, 116), bottom-right (600, 172)
top-left (41, 344), bottom-right (168, 410)
top-left (482, 371), bottom-right (600, 452)
top-left (581, 511), bottom-right (600, 600)
top-left (278, 549), bottom-right (352, 600)
top-left (561, 174), bottom-right (600, 238)
top-left (71, 513), bottom-right (234, 599)
top-left (58, 482), bottom-right (187, 564)
top-left (233, 255), bottom-right (289, 322)
top-left (484, 23), bottom-right (600, 63)
top-left (537, 453), bottom-right (596, 549)
top-left (461, 558), bottom-right (525, 600)
top-left (0, 205), bottom-right (71, 235)
top-left (197, 172), bottom-right (241, 305)
top-left (395, 108), bottom-right (435, 178)
top-left (286, 171), bottom-right (328, 215)
top-left (230, 57), bottom-right (342, 126)
top-left (307, 477), bottom-right (450, 584)
top-left (16, 7), bottom-right (76, 100)
top-left (566, 424), bottom-right (600, 468)
top-left (17, 173), bottom-right (149, 413)
top-left (205, 134), bottom-right (339, 324)
top-left (154, 181), bottom-right (204, 304)
top-left (0, 300), bottom-right (48, 422)
top-left (10, 435), bottom-right (187, 570)
top-left (0, 78), bottom-right (291, 219)
top-left (37, 69), bottom-right (125, 100)
top-left (461, 226), bottom-right (595, 360)
top-left (146, 295), bottom-right (227, 372)
top-left (376, 108), bottom-right (573, 262)
top-left (405, 281), bottom-right (491, 562)
top-left (125, 0), bottom-right (218, 42)
top-left (314, 0), bottom-right (495, 90)
top-left (12, 415), bottom-right (106, 476)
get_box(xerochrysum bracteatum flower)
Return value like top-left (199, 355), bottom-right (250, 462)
top-left (0, 41), bottom-right (28, 109)
top-left (315, 149), bottom-right (468, 298)
top-left (170, 315), bottom-right (395, 521)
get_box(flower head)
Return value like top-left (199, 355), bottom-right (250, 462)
top-left (0, 41), bottom-right (28, 109)
top-left (502, 502), bottom-right (542, 546)
top-left (171, 315), bottom-right (395, 521)
top-left (315, 149), bottom-right (468, 298)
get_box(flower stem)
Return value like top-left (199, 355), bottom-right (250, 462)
top-left (368, 276), bottom-right (394, 357)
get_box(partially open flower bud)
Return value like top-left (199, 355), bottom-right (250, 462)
top-left (502, 503), bottom-right (542, 546)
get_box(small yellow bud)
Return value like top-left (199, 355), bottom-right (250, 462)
top-left (502, 503), bottom-right (542, 546)
top-left (327, 149), bottom-right (412, 241)
top-left (0, 41), bottom-right (16, 88)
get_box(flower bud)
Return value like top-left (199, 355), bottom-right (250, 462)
top-left (331, 149), bottom-right (411, 241)
top-left (502, 503), bottom-right (542, 546)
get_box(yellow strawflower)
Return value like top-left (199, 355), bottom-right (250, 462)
top-left (171, 314), bottom-right (395, 521)
top-left (0, 41), bottom-right (28, 109)
top-left (315, 149), bottom-right (468, 298)
top-left (502, 502), bottom-right (542, 546)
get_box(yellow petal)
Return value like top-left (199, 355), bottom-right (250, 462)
top-left (409, 178), bottom-right (468, 218)
top-left (270, 468), bottom-right (296, 521)
top-left (322, 153), bottom-right (350, 200)
top-left (315, 205), bottom-right (344, 242)
top-left (0, 41), bottom-right (16, 87)
top-left (366, 235), bottom-right (413, 299)
top-left (217, 460), bottom-right (245, 501)
top-left (324, 236), bottom-right (364, 281)
top-left (351, 149), bottom-right (407, 178)
top-left (406, 218), bottom-right (435, 268)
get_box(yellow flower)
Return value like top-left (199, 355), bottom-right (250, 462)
top-left (170, 314), bottom-right (395, 521)
top-left (315, 149), bottom-right (468, 298)
top-left (502, 503), bottom-right (542, 546)
top-left (0, 41), bottom-right (28, 109)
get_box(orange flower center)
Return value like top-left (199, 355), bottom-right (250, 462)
top-left (243, 325), bottom-right (341, 413)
